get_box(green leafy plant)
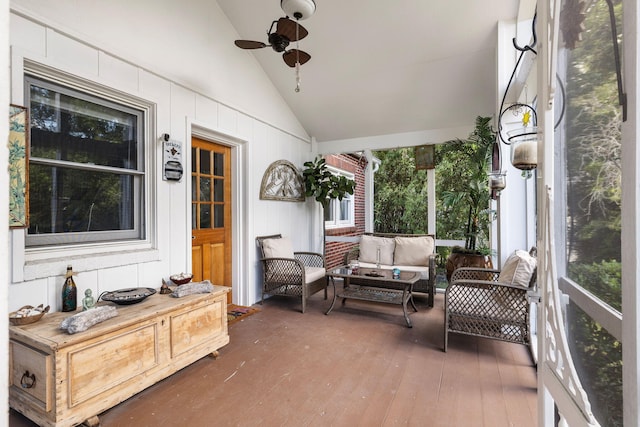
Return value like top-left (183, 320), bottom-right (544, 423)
top-left (302, 156), bottom-right (355, 209)
top-left (302, 156), bottom-right (356, 252)
top-left (439, 116), bottom-right (496, 253)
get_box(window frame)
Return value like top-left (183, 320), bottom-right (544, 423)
top-left (324, 166), bottom-right (355, 229)
top-left (19, 62), bottom-right (155, 260)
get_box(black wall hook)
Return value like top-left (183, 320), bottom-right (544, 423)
top-left (512, 12), bottom-right (537, 55)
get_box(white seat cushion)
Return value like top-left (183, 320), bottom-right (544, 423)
top-left (262, 237), bottom-right (295, 259)
top-left (305, 267), bottom-right (326, 283)
top-left (358, 261), bottom-right (393, 270)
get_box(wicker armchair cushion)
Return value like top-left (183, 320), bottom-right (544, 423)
top-left (266, 266), bottom-right (325, 284)
top-left (359, 235), bottom-right (395, 265)
top-left (498, 250), bottom-right (537, 288)
top-left (393, 236), bottom-right (435, 266)
top-left (262, 237), bottom-right (295, 259)
top-left (305, 266), bottom-right (326, 282)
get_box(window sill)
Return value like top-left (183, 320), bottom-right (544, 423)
top-left (23, 247), bottom-right (160, 282)
top-left (325, 226), bottom-right (357, 236)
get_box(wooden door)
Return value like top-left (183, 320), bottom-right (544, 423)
top-left (191, 138), bottom-right (232, 303)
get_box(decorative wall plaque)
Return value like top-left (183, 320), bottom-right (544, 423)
top-left (9, 105), bottom-right (29, 228)
top-left (260, 160), bottom-right (305, 202)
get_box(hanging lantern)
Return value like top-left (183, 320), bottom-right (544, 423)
top-left (499, 103), bottom-right (538, 171)
top-left (508, 129), bottom-right (538, 170)
top-left (507, 106), bottom-right (538, 170)
top-left (489, 171), bottom-right (507, 192)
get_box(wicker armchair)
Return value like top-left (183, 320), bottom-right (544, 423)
top-left (444, 248), bottom-right (537, 352)
top-left (256, 234), bottom-right (328, 313)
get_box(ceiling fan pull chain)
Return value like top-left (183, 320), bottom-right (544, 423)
top-left (295, 21), bottom-right (301, 92)
top-left (295, 63), bottom-right (301, 92)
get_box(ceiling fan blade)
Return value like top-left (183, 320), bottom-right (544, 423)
top-left (276, 17), bottom-right (308, 42)
top-left (283, 49), bottom-right (311, 67)
top-left (234, 40), bottom-right (268, 49)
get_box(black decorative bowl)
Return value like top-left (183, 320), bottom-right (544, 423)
top-left (100, 287), bottom-right (157, 305)
top-left (170, 273), bottom-right (193, 285)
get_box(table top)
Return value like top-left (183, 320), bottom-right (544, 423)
top-left (9, 286), bottom-right (229, 351)
top-left (328, 266), bottom-right (419, 284)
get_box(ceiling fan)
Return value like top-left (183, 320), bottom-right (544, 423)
top-left (234, 17), bottom-right (311, 68)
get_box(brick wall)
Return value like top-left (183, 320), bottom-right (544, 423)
top-left (324, 154), bottom-right (367, 269)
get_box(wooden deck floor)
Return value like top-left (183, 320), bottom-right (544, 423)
top-left (9, 290), bottom-right (537, 427)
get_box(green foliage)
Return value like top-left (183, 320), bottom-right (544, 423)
top-left (302, 156), bottom-right (355, 209)
top-left (437, 116), bottom-right (495, 251)
top-left (566, 260), bottom-right (621, 424)
top-left (565, 0), bottom-right (622, 265)
top-left (569, 260), bottom-right (621, 312)
top-left (372, 116), bottom-right (495, 248)
top-left (373, 149), bottom-right (428, 233)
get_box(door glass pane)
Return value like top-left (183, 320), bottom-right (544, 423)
top-left (200, 177), bottom-right (211, 202)
top-left (558, 1), bottom-right (623, 425)
top-left (214, 152), bottom-right (224, 176)
top-left (214, 179), bottom-right (224, 202)
top-left (200, 150), bottom-right (211, 174)
top-left (200, 204), bottom-right (211, 228)
top-left (191, 176), bottom-right (197, 201)
top-left (191, 148), bottom-right (197, 173)
top-left (214, 204), bottom-right (224, 228)
top-left (562, 0), bottom-right (621, 308)
top-left (567, 301), bottom-right (622, 427)
top-left (192, 205), bottom-right (196, 229)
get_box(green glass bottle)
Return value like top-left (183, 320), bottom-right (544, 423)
top-left (62, 265), bottom-right (77, 312)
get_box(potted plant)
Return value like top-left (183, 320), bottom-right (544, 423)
top-left (439, 116), bottom-right (496, 281)
top-left (302, 156), bottom-right (356, 254)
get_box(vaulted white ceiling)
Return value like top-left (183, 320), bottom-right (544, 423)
top-left (216, 0), bottom-right (521, 143)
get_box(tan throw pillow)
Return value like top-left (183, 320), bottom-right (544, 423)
top-left (393, 236), bottom-right (434, 266)
top-left (498, 250), bottom-right (537, 288)
top-left (262, 237), bottom-right (295, 259)
top-left (359, 235), bottom-right (395, 265)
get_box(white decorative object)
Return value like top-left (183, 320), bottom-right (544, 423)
top-left (281, 0), bottom-right (316, 20)
top-left (260, 160), bottom-right (305, 202)
top-left (162, 134), bottom-right (183, 181)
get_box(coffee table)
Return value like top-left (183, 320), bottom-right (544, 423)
top-left (325, 266), bottom-right (419, 327)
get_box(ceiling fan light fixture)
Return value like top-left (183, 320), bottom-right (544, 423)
top-left (281, 0), bottom-right (316, 20)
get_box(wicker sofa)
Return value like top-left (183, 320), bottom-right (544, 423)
top-left (444, 248), bottom-right (537, 351)
top-left (343, 233), bottom-right (437, 307)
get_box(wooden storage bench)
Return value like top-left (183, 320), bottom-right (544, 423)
top-left (9, 287), bottom-right (229, 427)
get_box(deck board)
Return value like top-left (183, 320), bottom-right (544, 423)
top-left (9, 291), bottom-right (537, 427)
